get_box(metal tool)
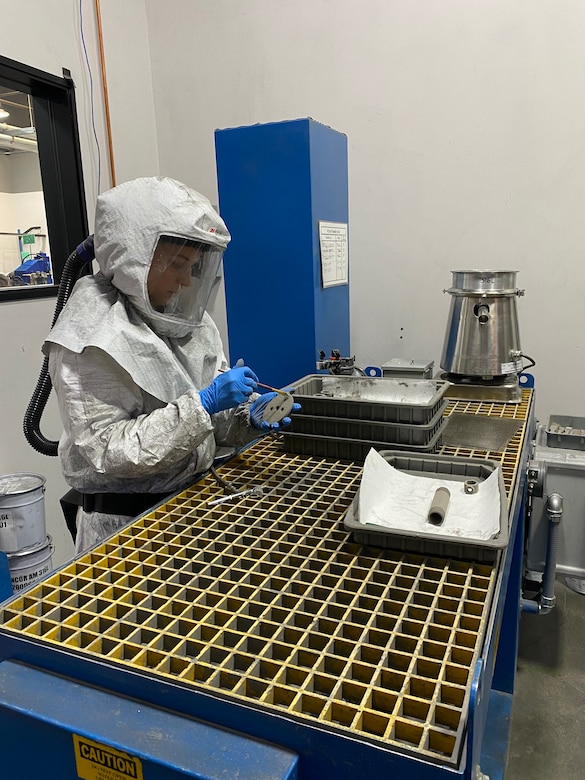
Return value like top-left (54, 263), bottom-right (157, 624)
top-left (217, 366), bottom-right (294, 424)
top-left (257, 382), bottom-right (290, 398)
top-left (207, 486), bottom-right (264, 506)
top-left (221, 362), bottom-right (290, 398)
top-left (217, 368), bottom-right (291, 397)
top-left (316, 349), bottom-right (357, 375)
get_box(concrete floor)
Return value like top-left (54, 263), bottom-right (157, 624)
top-left (506, 578), bottom-right (585, 779)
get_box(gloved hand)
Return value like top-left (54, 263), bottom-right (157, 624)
top-left (250, 392), bottom-right (302, 432)
top-left (199, 366), bottom-right (259, 415)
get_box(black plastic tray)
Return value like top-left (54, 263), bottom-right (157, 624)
top-left (288, 375), bottom-right (449, 424)
top-left (285, 402), bottom-right (447, 447)
top-left (282, 425), bottom-right (444, 460)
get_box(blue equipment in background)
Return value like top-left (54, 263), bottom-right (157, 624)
top-left (12, 252), bottom-right (52, 284)
top-left (0, 552), bottom-right (12, 603)
top-left (215, 118), bottom-right (350, 390)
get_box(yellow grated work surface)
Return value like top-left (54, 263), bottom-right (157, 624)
top-left (0, 393), bottom-right (531, 767)
top-left (441, 389), bottom-right (531, 507)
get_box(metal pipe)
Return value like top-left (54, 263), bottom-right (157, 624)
top-left (0, 122), bottom-right (36, 137)
top-left (476, 303), bottom-right (490, 324)
top-left (521, 492), bottom-right (563, 615)
top-left (0, 232), bottom-right (46, 237)
top-left (540, 492), bottom-right (563, 613)
top-left (520, 598), bottom-right (539, 613)
top-left (0, 132), bottom-right (38, 153)
top-left (428, 487), bottom-right (450, 525)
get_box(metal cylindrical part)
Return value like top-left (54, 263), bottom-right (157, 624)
top-left (475, 304), bottom-right (490, 324)
top-left (448, 270), bottom-right (519, 294)
top-left (440, 269), bottom-right (524, 377)
top-left (428, 487), bottom-right (450, 525)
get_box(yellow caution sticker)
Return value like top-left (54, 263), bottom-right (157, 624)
top-left (73, 735), bottom-right (143, 780)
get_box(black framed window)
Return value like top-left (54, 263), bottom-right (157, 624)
top-left (0, 55), bottom-right (88, 302)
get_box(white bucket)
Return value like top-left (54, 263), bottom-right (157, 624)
top-left (0, 473), bottom-right (46, 553)
top-left (7, 535), bottom-right (53, 593)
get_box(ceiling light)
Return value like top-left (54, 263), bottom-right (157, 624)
top-left (0, 104), bottom-right (9, 121)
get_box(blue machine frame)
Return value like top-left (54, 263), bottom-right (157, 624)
top-left (215, 118), bottom-right (350, 390)
top-left (0, 401), bottom-right (534, 779)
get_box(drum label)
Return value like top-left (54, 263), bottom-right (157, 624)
top-left (0, 510), bottom-right (14, 527)
top-left (0, 511), bottom-right (16, 545)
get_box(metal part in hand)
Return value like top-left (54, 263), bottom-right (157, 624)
top-left (263, 392), bottom-right (294, 425)
top-left (208, 486), bottom-right (264, 506)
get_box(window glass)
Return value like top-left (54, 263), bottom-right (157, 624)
top-left (0, 86), bottom-right (53, 290)
top-left (0, 55), bottom-right (88, 302)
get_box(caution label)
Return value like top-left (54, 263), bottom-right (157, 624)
top-left (73, 735), bottom-right (143, 780)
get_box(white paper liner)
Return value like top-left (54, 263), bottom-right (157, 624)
top-left (358, 449), bottom-right (501, 540)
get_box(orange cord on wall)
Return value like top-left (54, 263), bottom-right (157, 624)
top-left (95, 0), bottom-right (116, 187)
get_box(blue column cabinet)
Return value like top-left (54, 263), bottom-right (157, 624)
top-left (215, 118), bottom-right (350, 390)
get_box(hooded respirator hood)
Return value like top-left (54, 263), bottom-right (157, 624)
top-left (93, 177), bottom-right (231, 337)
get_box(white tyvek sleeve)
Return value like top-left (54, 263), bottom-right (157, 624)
top-left (212, 394), bottom-right (265, 450)
top-left (49, 345), bottom-right (215, 483)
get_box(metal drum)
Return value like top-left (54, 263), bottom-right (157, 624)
top-left (440, 270), bottom-right (524, 378)
top-left (0, 473), bottom-right (46, 553)
top-left (7, 535), bottom-right (53, 593)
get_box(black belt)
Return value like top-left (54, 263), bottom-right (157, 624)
top-left (81, 491), bottom-right (171, 516)
top-left (60, 489), bottom-right (175, 540)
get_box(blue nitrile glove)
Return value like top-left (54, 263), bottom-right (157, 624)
top-left (250, 392), bottom-right (302, 432)
top-left (199, 366), bottom-right (259, 415)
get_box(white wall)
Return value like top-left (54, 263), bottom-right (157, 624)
top-left (0, 0), bottom-right (157, 566)
top-left (138, 0), bottom-right (585, 425)
top-left (0, 152), bottom-right (42, 194)
top-left (97, 1), bottom-right (159, 184)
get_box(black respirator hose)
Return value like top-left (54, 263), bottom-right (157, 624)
top-left (23, 236), bottom-right (95, 456)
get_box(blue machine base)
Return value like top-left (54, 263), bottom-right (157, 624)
top-left (479, 689), bottom-right (513, 780)
top-left (0, 660), bottom-right (298, 780)
top-left (0, 551), bottom-right (12, 602)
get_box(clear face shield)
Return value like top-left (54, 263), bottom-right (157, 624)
top-left (146, 235), bottom-right (224, 325)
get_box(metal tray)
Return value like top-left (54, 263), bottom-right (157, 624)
top-left (545, 415), bottom-right (585, 451)
top-left (282, 426), bottom-right (444, 460)
top-left (343, 451), bottom-right (508, 562)
top-left (284, 403), bottom-right (447, 447)
top-left (381, 358), bottom-right (434, 378)
top-left (288, 375), bottom-right (449, 424)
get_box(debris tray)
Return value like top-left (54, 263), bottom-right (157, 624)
top-left (288, 375), bottom-right (449, 425)
top-left (285, 403), bottom-right (446, 449)
top-left (545, 415), bottom-right (585, 451)
top-left (282, 425), bottom-right (444, 460)
top-left (343, 451), bottom-right (508, 562)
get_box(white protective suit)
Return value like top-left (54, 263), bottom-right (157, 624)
top-left (44, 177), bottom-right (261, 553)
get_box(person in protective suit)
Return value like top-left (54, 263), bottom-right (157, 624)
top-left (44, 176), bottom-right (298, 553)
